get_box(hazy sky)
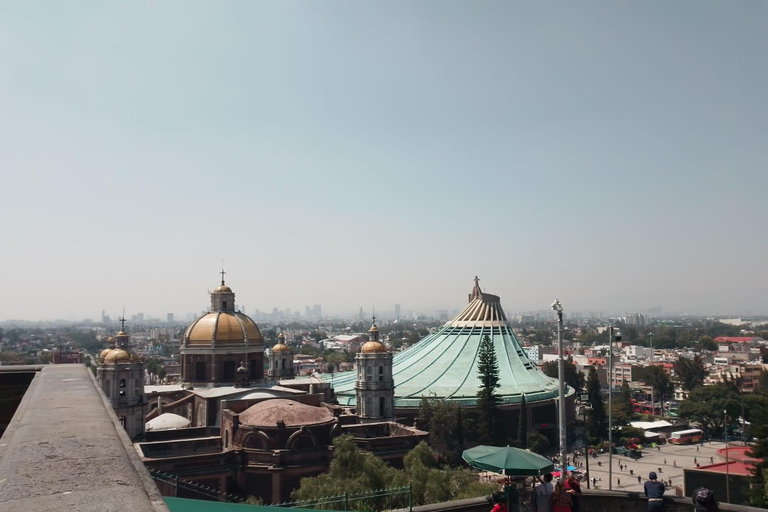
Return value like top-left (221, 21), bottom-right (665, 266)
top-left (1, 1), bottom-right (766, 321)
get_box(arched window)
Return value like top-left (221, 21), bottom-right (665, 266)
top-left (119, 379), bottom-right (126, 388)
top-left (379, 366), bottom-right (384, 381)
top-left (379, 396), bottom-right (385, 417)
top-left (274, 360), bottom-right (278, 370)
top-left (223, 300), bottom-right (228, 309)
top-left (281, 358), bottom-right (285, 370)
top-left (224, 430), bottom-right (229, 448)
top-left (366, 365), bottom-right (371, 381)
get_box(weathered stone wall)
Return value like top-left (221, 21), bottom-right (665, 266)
top-left (0, 365), bottom-right (168, 512)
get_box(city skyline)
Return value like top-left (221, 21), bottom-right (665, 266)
top-left (1, 2), bottom-right (766, 321)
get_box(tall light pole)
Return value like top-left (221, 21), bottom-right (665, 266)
top-left (608, 327), bottom-right (621, 490)
top-left (724, 409), bottom-right (731, 503)
top-left (552, 299), bottom-right (568, 480)
top-left (648, 333), bottom-right (654, 416)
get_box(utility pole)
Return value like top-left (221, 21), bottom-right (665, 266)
top-left (552, 299), bottom-right (568, 480)
top-left (608, 326), bottom-right (614, 490)
top-left (725, 409), bottom-right (731, 503)
top-left (608, 327), bottom-right (621, 490)
top-left (579, 394), bottom-right (592, 489)
top-left (649, 333), bottom-right (654, 416)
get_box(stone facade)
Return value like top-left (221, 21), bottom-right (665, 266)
top-left (355, 321), bottom-right (394, 420)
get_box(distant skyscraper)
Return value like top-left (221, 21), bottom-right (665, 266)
top-left (394, 304), bottom-right (401, 321)
top-left (166, 313), bottom-right (174, 324)
top-left (359, 307), bottom-right (364, 321)
top-left (313, 304), bottom-right (322, 318)
top-left (285, 308), bottom-right (291, 317)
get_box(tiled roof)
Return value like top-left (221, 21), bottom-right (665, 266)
top-left (331, 283), bottom-right (563, 407)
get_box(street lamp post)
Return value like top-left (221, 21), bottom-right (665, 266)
top-left (579, 393), bottom-right (592, 489)
top-left (608, 327), bottom-right (621, 490)
top-left (648, 333), bottom-right (654, 416)
top-left (724, 409), bottom-right (731, 503)
top-left (552, 299), bottom-right (568, 480)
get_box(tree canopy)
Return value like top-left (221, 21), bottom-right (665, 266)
top-left (291, 436), bottom-right (496, 509)
top-left (476, 334), bottom-right (501, 444)
top-left (673, 355), bottom-right (707, 391)
top-left (677, 384), bottom-right (741, 437)
top-left (541, 358), bottom-right (585, 395)
top-left (586, 366), bottom-right (607, 441)
top-left (639, 365), bottom-right (674, 401)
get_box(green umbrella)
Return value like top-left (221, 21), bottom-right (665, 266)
top-left (462, 445), bottom-right (555, 476)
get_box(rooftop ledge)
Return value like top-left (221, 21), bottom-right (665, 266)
top-left (0, 365), bottom-right (169, 512)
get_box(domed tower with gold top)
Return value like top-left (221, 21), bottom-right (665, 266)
top-left (181, 271), bottom-right (264, 387)
top-left (97, 318), bottom-right (145, 440)
top-left (354, 316), bottom-right (394, 420)
top-left (266, 332), bottom-right (294, 380)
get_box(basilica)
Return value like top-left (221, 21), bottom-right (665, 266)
top-left (95, 273), bottom-right (571, 504)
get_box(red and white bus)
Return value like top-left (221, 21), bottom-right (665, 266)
top-left (668, 429), bottom-right (703, 445)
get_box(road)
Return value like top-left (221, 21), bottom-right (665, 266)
top-left (577, 440), bottom-right (732, 495)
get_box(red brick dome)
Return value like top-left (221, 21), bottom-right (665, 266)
top-left (239, 399), bottom-right (334, 428)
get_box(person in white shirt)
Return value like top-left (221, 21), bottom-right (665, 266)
top-left (535, 473), bottom-right (554, 512)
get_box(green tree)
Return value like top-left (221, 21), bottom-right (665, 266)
top-left (527, 432), bottom-right (550, 454)
top-left (310, 331), bottom-right (328, 342)
top-left (518, 394), bottom-right (528, 448)
top-left (746, 392), bottom-right (768, 507)
top-left (586, 366), bottom-right (607, 441)
top-left (640, 366), bottom-right (675, 406)
top-left (416, 396), bottom-right (464, 464)
top-left (291, 435), bottom-right (395, 506)
top-left (677, 384), bottom-right (741, 437)
top-left (292, 438), bottom-right (496, 509)
top-left (541, 358), bottom-right (585, 395)
top-left (673, 355), bottom-right (707, 391)
top-left (476, 334), bottom-right (501, 444)
top-left (611, 380), bottom-right (635, 427)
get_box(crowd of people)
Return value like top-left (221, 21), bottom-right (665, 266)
top-left (490, 470), bottom-right (719, 512)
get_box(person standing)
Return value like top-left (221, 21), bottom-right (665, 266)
top-left (491, 491), bottom-right (508, 512)
top-left (535, 473), bottom-right (554, 512)
top-left (551, 481), bottom-right (573, 512)
top-left (644, 472), bottom-right (665, 512)
top-left (565, 473), bottom-right (582, 512)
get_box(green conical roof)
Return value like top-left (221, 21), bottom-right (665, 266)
top-left (332, 278), bottom-right (566, 407)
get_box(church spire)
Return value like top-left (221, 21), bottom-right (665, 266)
top-left (469, 275), bottom-right (483, 302)
top-left (369, 314), bottom-right (379, 341)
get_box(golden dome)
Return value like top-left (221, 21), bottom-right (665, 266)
top-left (99, 348), bottom-right (112, 360)
top-left (107, 336), bottom-right (115, 342)
top-left (272, 343), bottom-right (289, 352)
top-left (214, 285), bottom-right (233, 293)
top-left (369, 325), bottom-right (379, 332)
top-left (102, 348), bottom-right (141, 364)
top-left (361, 341), bottom-right (387, 354)
top-left (116, 331), bottom-right (128, 337)
top-left (184, 311), bottom-right (264, 348)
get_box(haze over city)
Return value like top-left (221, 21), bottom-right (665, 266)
top-left (1, 1), bottom-right (766, 321)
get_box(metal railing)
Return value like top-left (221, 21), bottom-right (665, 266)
top-left (149, 469), bottom-right (413, 511)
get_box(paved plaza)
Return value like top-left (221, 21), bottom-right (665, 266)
top-left (578, 440), bottom-right (734, 495)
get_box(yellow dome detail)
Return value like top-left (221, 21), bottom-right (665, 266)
top-left (214, 285), bottom-right (232, 293)
top-left (101, 348), bottom-right (142, 364)
top-left (184, 311), bottom-right (264, 348)
top-left (272, 343), bottom-right (289, 352)
top-left (107, 336), bottom-right (114, 342)
top-left (361, 341), bottom-right (387, 354)
top-left (369, 325), bottom-right (379, 332)
top-left (116, 331), bottom-right (128, 337)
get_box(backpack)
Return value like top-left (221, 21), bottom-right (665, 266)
top-left (695, 487), bottom-right (715, 508)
